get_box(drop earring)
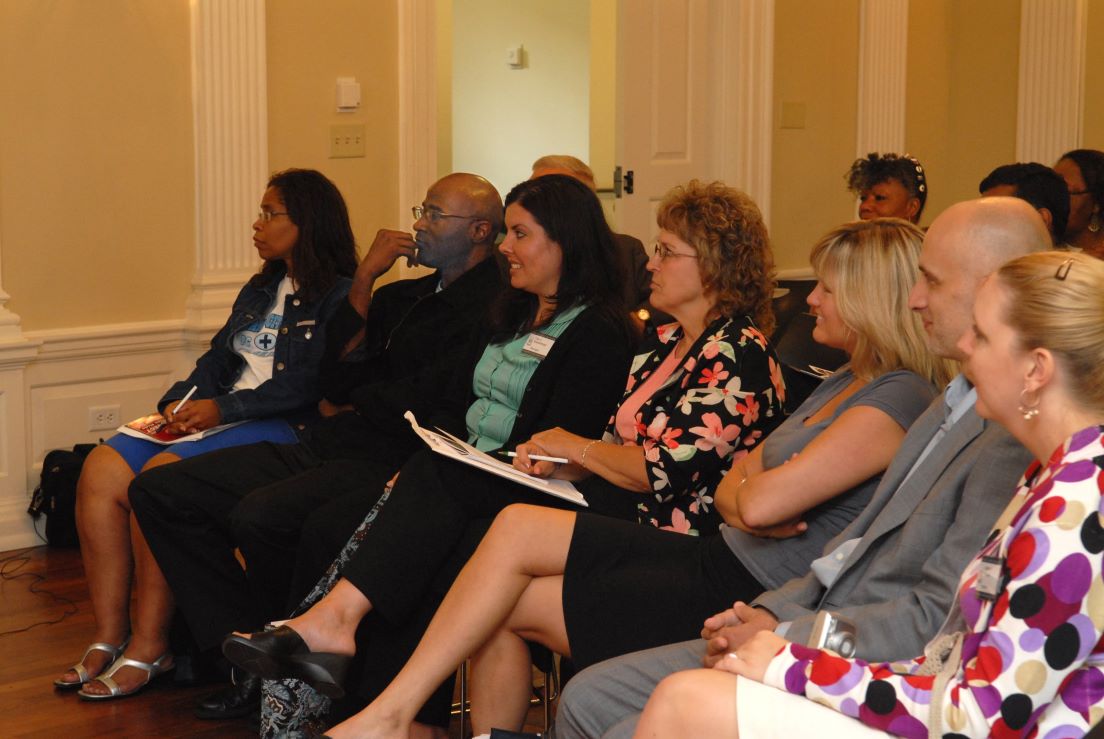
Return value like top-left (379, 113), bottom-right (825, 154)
top-left (1018, 388), bottom-right (1040, 421)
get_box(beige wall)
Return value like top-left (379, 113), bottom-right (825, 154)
top-left (769, 0), bottom-right (1026, 274)
top-left (451, 0), bottom-right (591, 198)
top-left (436, 0), bottom-right (455, 177)
top-left (770, 0), bottom-right (861, 272)
top-left (1084, 0), bottom-right (1104, 150)
top-left (0, 1), bottom-right (195, 330)
top-left (589, 0), bottom-right (617, 191)
top-left (267, 0), bottom-right (400, 253)
top-left (0, 1), bottom-right (402, 334)
top-left (2, 3), bottom-right (1099, 331)
top-left (907, 0), bottom-right (1020, 222)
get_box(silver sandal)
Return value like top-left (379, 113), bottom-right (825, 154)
top-left (77, 652), bottom-right (173, 701)
top-left (53, 638), bottom-right (130, 689)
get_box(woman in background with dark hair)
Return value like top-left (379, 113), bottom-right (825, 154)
top-left (225, 179), bottom-right (786, 738)
top-left (846, 152), bottom-right (928, 224)
top-left (1054, 148), bottom-right (1104, 257)
top-left (57, 169), bottom-right (357, 698)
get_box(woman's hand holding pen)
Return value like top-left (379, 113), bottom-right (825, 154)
top-left (164, 399), bottom-right (221, 435)
top-left (513, 428), bottom-right (592, 481)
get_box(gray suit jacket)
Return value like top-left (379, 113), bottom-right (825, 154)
top-left (753, 391), bottom-right (1033, 661)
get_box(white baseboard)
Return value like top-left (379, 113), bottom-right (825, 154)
top-left (0, 320), bottom-right (201, 551)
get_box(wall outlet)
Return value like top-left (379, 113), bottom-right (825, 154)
top-left (88, 404), bottom-right (121, 431)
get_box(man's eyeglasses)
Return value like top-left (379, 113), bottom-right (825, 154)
top-left (649, 242), bottom-right (699, 261)
top-left (257, 210), bottom-right (290, 223)
top-left (412, 205), bottom-right (479, 224)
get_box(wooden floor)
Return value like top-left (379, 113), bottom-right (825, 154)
top-left (0, 545), bottom-right (549, 738)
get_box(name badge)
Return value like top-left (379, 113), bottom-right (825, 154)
top-left (975, 555), bottom-right (1004, 601)
top-left (522, 332), bottom-right (556, 359)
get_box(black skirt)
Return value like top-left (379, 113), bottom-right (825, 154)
top-left (562, 513), bottom-right (765, 670)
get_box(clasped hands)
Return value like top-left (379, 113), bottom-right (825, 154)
top-left (701, 600), bottom-right (789, 682)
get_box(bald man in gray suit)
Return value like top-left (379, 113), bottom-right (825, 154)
top-left (554, 198), bottom-right (1052, 739)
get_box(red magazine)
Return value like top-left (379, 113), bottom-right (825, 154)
top-left (117, 414), bottom-right (243, 445)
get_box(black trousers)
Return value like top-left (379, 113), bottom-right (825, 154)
top-left (309, 449), bottom-right (639, 727)
top-left (129, 441), bottom-right (391, 651)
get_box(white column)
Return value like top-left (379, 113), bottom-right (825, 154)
top-left (855, 0), bottom-right (909, 156)
top-left (1016, 0), bottom-right (1086, 163)
top-left (187, 0), bottom-right (269, 337)
top-left (397, 0), bottom-right (438, 280)
top-left (0, 231), bottom-right (27, 343)
top-left (0, 229), bottom-right (40, 549)
top-left (714, 0), bottom-right (775, 225)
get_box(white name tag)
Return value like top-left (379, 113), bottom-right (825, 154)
top-left (522, 332), bottom-right (556, 359)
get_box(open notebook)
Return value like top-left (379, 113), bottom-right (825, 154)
top-left (404, 411), bottom-right (587, 507)
top-left (117, 414), bottom-right (244, 445)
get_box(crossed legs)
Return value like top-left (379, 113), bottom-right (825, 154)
top-left (322, 504), bottom-right (577, 739)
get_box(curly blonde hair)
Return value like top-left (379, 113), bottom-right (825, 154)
top-left (810, 219), bottom-right (956, 387)
top-left (656, 180), bottom-right (776, 335)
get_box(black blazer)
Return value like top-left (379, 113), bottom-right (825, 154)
top-left (419, 303), bottom-right (636, 451)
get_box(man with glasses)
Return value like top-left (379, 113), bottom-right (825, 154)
top-left (127, 173), bottom-right (504, 721)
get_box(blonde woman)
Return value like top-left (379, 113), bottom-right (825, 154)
top-left (314, 218), bottom-right (952, 738)
top-left (641, 251), bottom-right (1104, 738)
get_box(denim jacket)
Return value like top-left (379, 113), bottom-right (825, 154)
top-left (160, 267), bottom-right (352, 428)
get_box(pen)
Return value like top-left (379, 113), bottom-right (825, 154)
top-left (498, 450), bottom-right (570, 464)
top-left (171, 385), bottom-right (198, 416)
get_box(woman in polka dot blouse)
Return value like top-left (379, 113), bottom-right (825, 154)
top-left (634, 251), bottom-right (1104, 738)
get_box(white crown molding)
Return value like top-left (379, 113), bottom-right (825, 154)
top-left (1016, 0), bottom-right (1087, 162)
top-left (855, 0), bottom-right (909, 155)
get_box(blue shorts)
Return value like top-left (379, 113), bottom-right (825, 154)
top-left (104, 418), bottom-right (298, 474)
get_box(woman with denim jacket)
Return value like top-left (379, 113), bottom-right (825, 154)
top-left (56, 169), bottom-right (357, 699)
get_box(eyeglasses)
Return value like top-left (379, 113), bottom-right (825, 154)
top-left (257, 210), bottom-right (290, 223)
top-left (412, 205), bottom-right (479, 224)
top-left (649, 242), bottom-right (699, 261)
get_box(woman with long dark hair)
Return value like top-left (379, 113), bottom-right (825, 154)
top-left (58, 169), bottom-right (357, 699)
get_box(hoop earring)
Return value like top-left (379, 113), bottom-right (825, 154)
top-left (1018, 388), bottom-right (1040, 421)
top-left (1089, 212), bottom-right (1101, 234)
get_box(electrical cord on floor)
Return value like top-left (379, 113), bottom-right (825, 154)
top-left (0, 545), bottom-right (77, 637)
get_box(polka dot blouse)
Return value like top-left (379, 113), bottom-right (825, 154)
top-left (762, 424), bottom-right (1104, 738)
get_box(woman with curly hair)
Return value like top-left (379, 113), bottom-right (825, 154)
top-left (223, 180), bottom-right (787, 735)
top-left (846, 152), bottom-right (928, 224)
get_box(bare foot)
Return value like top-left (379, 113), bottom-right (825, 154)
top-left (326, 705), bottom-right (408, 739)
top-left (234, 606), bottom-right (357, 658)
top-left (55, 635), bottom-right (128, 687)
top-left (77, 639), bottom-right (172, 698)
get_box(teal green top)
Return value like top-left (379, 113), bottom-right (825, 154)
top-left (465, 304), bottom-right (587, 451)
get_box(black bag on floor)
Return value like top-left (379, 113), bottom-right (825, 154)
top-left (28, 443), bottom-right (97, 548)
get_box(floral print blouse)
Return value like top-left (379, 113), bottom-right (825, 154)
top-left (763, 425), bottom-right (1104, 738)
top-left (604, 314), bottom-right (785, 536)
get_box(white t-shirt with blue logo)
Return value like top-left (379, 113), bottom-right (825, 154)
top-left (232, 276), bottom-right (294, 392)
